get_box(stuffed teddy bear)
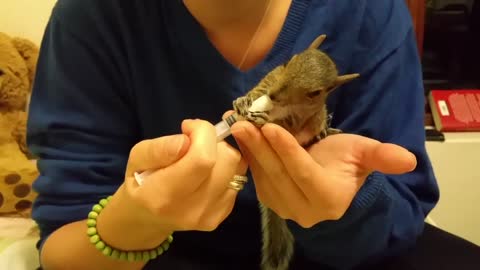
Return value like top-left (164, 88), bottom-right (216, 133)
top-left (0, 32), bottom-right (40, 218)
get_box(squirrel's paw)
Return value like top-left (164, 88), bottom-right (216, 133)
top-left (247, 111), bottom-right (270, 126)
top-left (326, 128), bottom-right (342, 135)
top-left (233, 96), bottom-right (253, 118)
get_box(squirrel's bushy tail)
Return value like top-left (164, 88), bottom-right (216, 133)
top-left (260, 203), bottom-right (294, 270)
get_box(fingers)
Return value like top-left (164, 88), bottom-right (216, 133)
top-left (139, 119), bottom-right (219, 196)
top-left (233, 124), bottom-right (309, 217)
top-left (126, 134), bottom-right (190, 177)
top-left (260, 123), bottom-right (320, 182)
top-left (124, 118), bottom-right (248, 233)
top-left (198, 155), bottom-right (247, 231)
top-left (170, 140), bottom-right (247, 231)
top-left (148, 119), bottom-right (248, 197)
top-left (231, 121), bottom-right (283, 173)
top-left (231, 121), bottom-right (293, 191)
top-left (261, 124), bottom-right (417, 176)
top-left (334, 133), bottom-right (417, 175)
top-left (194, 141), bottom-right (248, 200)
top-left (360, 142), bottom-right (417, 174)
top-left (127, 118), bottom-right (218, 180)
top-left (235, 141), bottom-right (274, 203)
top-left (187, 183), bottom-right (239, 232)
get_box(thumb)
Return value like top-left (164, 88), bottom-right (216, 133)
top-left (360, 142), bottom-right (417, 175)
top-left (126, 134), bottom-right (191, 176)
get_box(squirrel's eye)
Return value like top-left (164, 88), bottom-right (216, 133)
top-left (306, 90), bottom-right (322, 98)
top-left (0, 69), bottom-right (4, 76)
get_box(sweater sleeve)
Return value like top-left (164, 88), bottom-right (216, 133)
top-left (287, 2), bottom-right (439, 269)
top-left (27, 1), bottom-right (138, 253)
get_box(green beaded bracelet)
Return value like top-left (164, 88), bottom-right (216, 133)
top-left (86, 196), bottom-right (173, 262)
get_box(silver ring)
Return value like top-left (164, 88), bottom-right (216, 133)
top-left (232, 175), bottom-right (248, 184)
top-left (227, 175), bottom-right (248, 191)
top-left (228, 181), bottom-right (244, 191)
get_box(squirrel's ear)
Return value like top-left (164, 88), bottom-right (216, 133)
top-left (308, 34), bottom-right (327, 49)
top-left (336, 73), bottom-right (360, 86)
top-left (327, 73), bottom-right (360, 93)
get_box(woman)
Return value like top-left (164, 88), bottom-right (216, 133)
top-left (28, 0), bottom-right (443, 269)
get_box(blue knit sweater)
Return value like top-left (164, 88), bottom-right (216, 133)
top-left (27, 0), bottom-right (439, 269)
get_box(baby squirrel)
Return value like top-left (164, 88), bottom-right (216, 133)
top-left (232, 34), bottom-right (360, 270)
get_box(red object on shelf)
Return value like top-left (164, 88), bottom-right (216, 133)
top-left (428, 90), bottom-right (480, 131)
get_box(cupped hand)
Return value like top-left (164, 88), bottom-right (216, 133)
top-left (231, 120), bottom-right (416, 228)
top-left (124, 119), bottom-right (248, 233)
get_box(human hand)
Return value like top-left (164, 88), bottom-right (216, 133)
top-left (123, 119), bottom-right (247, 233)
top-left (231, 120), bottom-right (416, 228)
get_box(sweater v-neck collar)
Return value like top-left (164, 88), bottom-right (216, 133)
top-left (165, 0), bottom-right (311, 82)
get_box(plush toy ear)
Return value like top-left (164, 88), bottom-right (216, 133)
top-left (308, 34), bottom-right (327, 49)
top-left (11, 37), bottom-right (39, 85)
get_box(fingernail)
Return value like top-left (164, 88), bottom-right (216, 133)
top-left (167, 135), bottom-right (186, 157)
